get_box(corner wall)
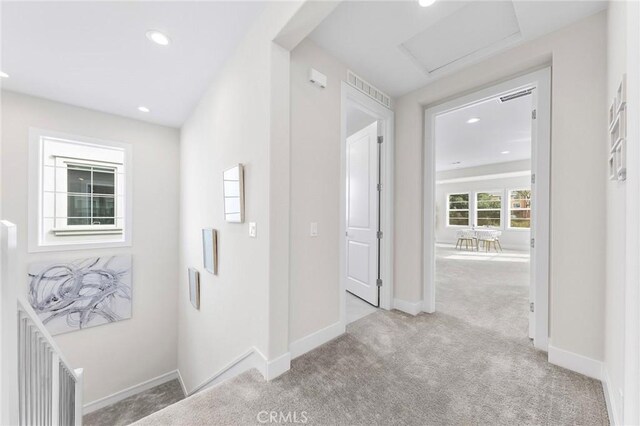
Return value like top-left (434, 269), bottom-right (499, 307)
top-left (395, 12), bottom-right (607, 360)
top-left (0, 91), bottom-right (180, 404)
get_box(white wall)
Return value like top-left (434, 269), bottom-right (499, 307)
top-left (289, 39), bottom-right (349, 343)
top-left (394, 12), bottom-right (607, 361)
top-left (436, 175), bottom-right (531, 250)
top-left (605, 1), bottom-right (640, 424)
top-left (0, 91), bottom-right (180, 404)
top-left (176, 2), bottom-right (310, 392)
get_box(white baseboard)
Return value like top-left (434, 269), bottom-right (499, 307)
top-left (601, 366), bottom-right (621, 425)
top-left (289, 321), bottom-right (344, 359)
top-left (254, 348), bottom-right (291, 381)
top-left (393, 298), bottom-right (423, 316)
top-left (83, 370), bottom-right (179, 414)
top-left (548, 343), bottom-right (602, 380)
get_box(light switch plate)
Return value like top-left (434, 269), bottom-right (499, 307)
top-left (310, 222), bottom-right (318, 237)
top-left (249, 222), bottom-right (257, 238)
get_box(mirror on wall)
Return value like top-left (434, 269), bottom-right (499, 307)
top-left (223, 164), bottom-right (245, 223)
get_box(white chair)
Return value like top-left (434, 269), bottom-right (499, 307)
top-left (476, 229), bottom-right (502, 252)
top-left (455, 229), bottom-right (476, 250)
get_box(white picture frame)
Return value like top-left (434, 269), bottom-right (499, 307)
top-left (189, 267), bottom-right (200, 309)
top-left (202, 228), bottom-right (218, 275)
top-left (223, 164), bottom-right (245, 223)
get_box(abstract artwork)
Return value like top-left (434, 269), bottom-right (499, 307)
top-left (28, 255), bottom-right (132, 335)
top-left (223, 164), bottom-right (245, 223)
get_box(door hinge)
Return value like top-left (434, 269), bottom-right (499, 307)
top-left (376, 278), bottom-right (383, 287)
top-left (377, 136), bottom-right (383, 144)
top-left (531, 173), bottom-right (536, 184)
top-left (531, 109), bottom-right (537, 120)
top-left (530, 238), bottom-right (535, 248)
top-left (530, 302), bottom-right (534, 313)
top-left (377, 231), bottom-right (383, 239)
top-left (377, 183), bottom-right (382, 191)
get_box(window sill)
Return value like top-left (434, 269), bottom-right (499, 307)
top-left (51, 227), bottom-right (123, 236)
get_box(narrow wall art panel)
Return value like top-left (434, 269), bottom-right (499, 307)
top-left (28, 255), bottom-right (132, 335)
top-left (189, 267), bottom-right (200, 309)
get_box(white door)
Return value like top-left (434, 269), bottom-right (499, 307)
top-left (345, 122), bottom-right (379, 306)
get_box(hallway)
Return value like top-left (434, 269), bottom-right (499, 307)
top-left (135, 252), bottom-right (607, 425)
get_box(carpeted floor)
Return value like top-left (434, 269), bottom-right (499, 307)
top-left (134, 245), bottom-right (608, 425)
top-left (84, 379), bottom-right (185, 426)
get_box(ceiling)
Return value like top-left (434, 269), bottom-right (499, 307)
top-left (1, 1), bottom-right (265, 128)
top-left (309, 0), bottom-right (607, 97)
top-left (435, 91), bottom-right (532, 171)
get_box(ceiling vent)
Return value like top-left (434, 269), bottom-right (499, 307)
top-left (347, 71), bottom-right (391, 109)
top-left (400, 1), bottom-right (521, 77)
top-left (499, 88), bottom-right (533, 103)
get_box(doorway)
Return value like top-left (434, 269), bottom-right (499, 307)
top-left (423, 69), bottom-right (551, 351)
top-left (340, 82), bottom-right (394, 327)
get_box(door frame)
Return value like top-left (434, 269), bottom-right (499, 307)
top-left (422, 68), bottom-right (551, 351)
top-left (340, 81), bottom-right (395, 328)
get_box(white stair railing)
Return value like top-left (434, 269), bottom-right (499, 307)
top-left (1, 221), bottom-right (83, 426)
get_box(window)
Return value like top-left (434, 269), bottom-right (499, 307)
top-left (29, 128), bottom-right (131, 251)
top-left (447, 193), bottom-right (470, 226)
top-left (476, 191), bottom-right (502, 228)
top-left (508, 189), bottom-right (531, 229)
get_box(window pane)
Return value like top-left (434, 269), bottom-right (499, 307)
top-left (92, 170), bottom-right (115, 194)
top-left (92, 196), bottom-right (115, 219)
top-left (511, 210), bottom-right (531, 219)
top-left (67, 195), bottom-right (90, 219)
top-left (448, 193), bottom-right (469, 209)
top-left (449, 211), bottom-right (469, 219)
top-left (510, 219), bottom-right (531, 228)
top-left (510, 190), bottom-right (531, 209)
top-left (449, 218), bottom-right (469, 226)
top-left (67, 168), bottom-right (91, 194)
top-left (478, 218), bottom-right (501, 227)
top-left (478, 210), bottom-right (500, 219)
top-left (67, 218), bottom-right (91, 225)
top-left (477, 192), bottom-right (502, 209)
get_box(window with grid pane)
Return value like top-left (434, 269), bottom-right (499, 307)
top-left (30, 128), bottom-right (130, 251)
top-left (508, 189), bottom-right (531, 229)
top-left (476, 192), bottom-right (502, 228)
top-left (447, 193), bottom-right (469, 226)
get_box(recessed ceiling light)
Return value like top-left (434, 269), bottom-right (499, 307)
top-left (419, 0), bottom-right (437, 7)
top-left (0, 71), bottom-right (9, 78)
top-left (138, 106), bottom-right (150, 113)
top-left (467, 117), bottom-right (480, 124)
top-left (452, 161), bottom-right (461, 165)
top-left (146, 30), bottom-right (171, 46)
top-left (501, 151), bottom-right (510, 154)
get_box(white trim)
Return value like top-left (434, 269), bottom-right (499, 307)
top-left (28, 127), bottom-right (133, 253)
top-left (602, 366), bottom-right (621, 425)
top-left (423, 68), bottom-right (551, 350)
top-left (393, 299), bottom-right (423, 316)
top-left (289, 321), bottom-right (344, 359)
top-left (340, 81), bottom-right (395, 328)
top-left (547, 344), bottom-right (602, 380)
top-left (83, 370), bottom-right (179, 414)
top-left (436, 170), bottom-right (531, 185)
top-left (254, 349), bottom-right (291, 381)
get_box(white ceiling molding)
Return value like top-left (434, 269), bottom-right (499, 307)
top-left (436, 170), bottom-right (531, 185)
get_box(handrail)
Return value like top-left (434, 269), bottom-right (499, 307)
top-left (1, 220), bottom-right (83, 426)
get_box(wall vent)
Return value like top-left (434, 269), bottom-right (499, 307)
top-left (499, 88), bottom-right (533, 103)
top-left (347, 71), bottom-right (391, 109)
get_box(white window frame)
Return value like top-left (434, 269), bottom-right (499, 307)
top-left (507, 188), bottom-right (532, 230)
top-left (474, 190), bottom-right (503, 229)
top-left (28, 128), bottom-right (133, 252)
top-left (446, 192), bottom-right (470, 227)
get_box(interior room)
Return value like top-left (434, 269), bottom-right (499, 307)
top-left (0, 1), bottom-right (638, 426)
top-left (434, 92), bottom-right (533, 342)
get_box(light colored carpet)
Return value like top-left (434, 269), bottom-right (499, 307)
top-left (346, 291), bottom-right (377, 324)
top-left (134, 245), bottom-right (608, 425)
top-left (84, 379), bottom-right (184, 426)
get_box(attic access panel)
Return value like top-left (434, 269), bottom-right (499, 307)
top-left (400, 1), bottom-right (521, 76)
